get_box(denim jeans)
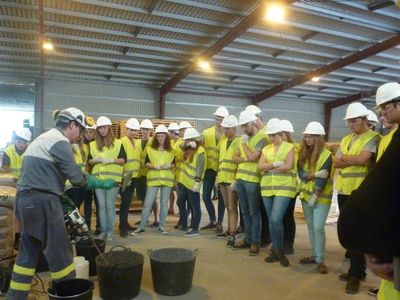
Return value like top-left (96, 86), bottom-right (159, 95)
top-left (262, 196), bottom-right (291, 251)
top-left (235, 179), bottom-right (261, 245)
top-left (139, 185), bottom-right (172, 229)
top-left (119, 178), bottom-right (137, 230)
top-left (177, 183), bottom-right (201, 231)
top-left (301, 200), bottom-right (330, 263)
top-left (202, 169), bottom-right (217, 223)
top-left (95, 186), bottom-right (119, 236)
top-left (283, 197), bottom-right (296, 249)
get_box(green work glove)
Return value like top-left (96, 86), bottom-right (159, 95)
top-left (86, 175), bottom-right (116, 190)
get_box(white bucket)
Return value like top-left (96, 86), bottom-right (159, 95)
top-left (74, 256), bottom-right (89, 279)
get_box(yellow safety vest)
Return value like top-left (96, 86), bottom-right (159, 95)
top-left (90, 139), bottom-right (123, 183)
top-left (217, 137), bottom-right (240, 184)
top-left (121, 136), bottom-right (141, 179)
top-left (138, 137), bottom-right (153, 177)
top-left (3, 145), bottom-right (24, 178)
top-left (65, 144), bottom-right (87, 189)
top-left (377, 129), bottom-right (396, 161)
top-left (299, 147), bottom-right (334, 205)
top-left (235, 131), bottom-right (266, 183)
top-left (260, 141), bottom-right (297, 198)
top-left (173, 138), bottom-right (185, 182)
top-left (146, 147), bottom-right (175, 187)
top-left (335, 130), bottom-right (379, 195)
top-left (178, 146), bottom-right (206, 190)
top-left (203, 126), bottom-right (225, 172)
top-left (378, 279), bottom-right (400, 300)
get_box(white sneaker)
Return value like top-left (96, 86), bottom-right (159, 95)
top-left (158, 226), bottom-right (168, 235)
top-left (131, 228), bottom-right (145, 236)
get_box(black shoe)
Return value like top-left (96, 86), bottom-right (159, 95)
top-left (151, 222), bottom-right (160, 228)
top-left (227, 235), bottom-right (236, 248)
top-left (278, 250), bottom-right (289, 267)
top-left (284, 245), bottom-right (294, 255)
top-left (120, 229), bottom-right (128, 238)
top-left (236, 226), bottom-right (244, 234)
top-left (200, 222), bottom-right (217, 230)
top-left (368, 288), bottom-right (379, 296)
top-left (265, 249), bottom-right (279, 263)
top-left (345, 276), bottom-right (360, 294)
top-left (233, 239), bottom-right (251, 249)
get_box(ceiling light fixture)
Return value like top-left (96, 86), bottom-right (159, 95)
top-left (198, 60), bottom-right (211, 72)
top-left (265, 3), bottom-right (286, 23)
top-left (311, 77), bottom-right (320, 82)
top-left (42, 42), bottom-right (54, 51)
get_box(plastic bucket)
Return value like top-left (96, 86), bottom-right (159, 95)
top-left (96, 245), bottom-right (144, 300)
top-left (75, 239), bottom-right (105, 276)
top-left (48, 278), bottom-right (94, 300)
top-left (148, 248), bottom-right (199, 296)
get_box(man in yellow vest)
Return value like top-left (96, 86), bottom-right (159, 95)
top-left (334, 102), bottom-right (379, 294)
top-left (2, 128), bottom-right (31, 178)
top-left (364, 82), bottom-right (400, 300)
top-left (201, 106), bottom-right (229, 231)
top-left (119, 118), bottom-right (141, 237)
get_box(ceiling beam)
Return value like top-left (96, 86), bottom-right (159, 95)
top-left (325, 88), bottom-right (377, 110)
top-left (252, 34), bottom-right (400, 104)
top-left (367, 0), bottom-right (394, 11)
top-left (160, 1), bottom-right (295, 95)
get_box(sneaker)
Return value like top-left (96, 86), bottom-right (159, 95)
top-left (215, 223), bottom-right (223, 234)
top-left (158, 226), bottom-right (168, 235)
top-left (317, 263), bottom-right (328, 274)
top-left (339, 273), bottom-right (366, 282)
top-left (299, 256), bottom-right (316, 264)
top-left (227, 235), bottom-right (236, 248)
top-left (200, 222), bottom-right (217, 230)
top-left (216, 232), bottom-right (228, 239)
top-left (249, 244), bottom-right (260, 256)
top-left (233, 239), bottom-right (251, 249)
top-left (151, 222), bottom-right (160, 228)
top-left (278, 251), bottom-right (289, 267)
top-left (131, 228), bottom-right (145, 236)
top-left (345, 276), bottom-right (360, 294)
top-left (367, 288), bottom-right (379, 297)
top-left (265, 249), bottom-right (279, 263)
top-left (183, 229), bottom-right (199, 237)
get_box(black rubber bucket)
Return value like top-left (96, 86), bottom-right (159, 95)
top-left (148, 248), bottom-right (199, 296)
top-left (48, 278), bottom-right (94, 300)
top-left (96, 245), bottom-right (144, 300)
top-left (75, 239), bottom-right (106, 276)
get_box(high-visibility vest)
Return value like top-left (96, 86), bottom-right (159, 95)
top-left (235, 131), bottom-right (267, 183)
top-left (260, 141), bottom-right (297, 198)
top-left (203, 126), bottom-right (225, 172)
top-left (146, 147), bottom-right (175, 187)
top-left (121, 136), bottom-right (141, 179)
top-left (3, 145), bottom-right (24, 178)
top-left (178, 146), bottom-right (206, 190)
top-left (90, 139), bottom-right (123, 182)
top-left (173, 138), bottom-right (185, 181)
top-left (378, 279), bottom-right (400, 300)
top-left (335, 130), bottom-right (379, 195)
top-left (138, 137), bottom-right (153, 177)
top-left (66, 144), bottom-right (87, 189)
top-left (217, 137), bottom-right (240, 184)
top-left (377, 129), bottom-right (396, 161)
top-left (299, 147), bottom-right (333, 205)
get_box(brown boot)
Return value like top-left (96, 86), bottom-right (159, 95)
top-left (249, 244), bottom-right (259, 256)
top-left (278, 250), bottom-right (289, 267)
top-left (317, 263), bottom-right (328, 274)
top-left (345, 276), bottom-right (360, 294)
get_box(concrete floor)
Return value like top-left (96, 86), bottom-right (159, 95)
top-left (24, 203), bottom-right (380, 300)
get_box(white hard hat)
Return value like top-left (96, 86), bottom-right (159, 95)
top-left (183, 127), bottom-right (200, 140)
top-left (140, 119), bottom-right (153, 129)
top-left (15, 128), bottom-right (32, 142)
top-left (238, 110), bottom-right (257, 125)
top-left (125, 118), bottom-right (140, 130)
top-left (266, 118), bottom-right (283, 134)
top-left (214, 106), bottom-right (229, 118)
top-left (178, 121), bottom-right (192, 130)
top-left (280, 119), bottom-right (294, 133)
top-left (303, 121), bottom-right (325, 135)
top-left (343, 102), bottom-right (369, 120)
top-left (245, 104), bottom-right (262, 116)
top-left (85, 116), bottom-right (96, 130)
top-left (376, 82), bottom-right (400, 107)
top-left (96, 116), bottom-right (112, 127)
top-left (57, 107), bottom-right (86, 127)
top-left (168, 122), bottom-right (179, 131)
top-left (367, 110), bottom-right (379, 123)
top-left (221, 115), bottom-right (238, 128)
top-left (154, 124), bottom-right (168, 134)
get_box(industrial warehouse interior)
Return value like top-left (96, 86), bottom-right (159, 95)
top-left (0, 0), bottom-right (399, 299)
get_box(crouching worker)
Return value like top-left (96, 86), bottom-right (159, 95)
top-left (7, 108), bottom-right (115, 300)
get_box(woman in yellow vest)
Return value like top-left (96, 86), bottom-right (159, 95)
top-left (167, 122), bottom-right (180, 215)
top-left (298, 122), bottom-right (333, 274)
top-left (217, 115), bottom-right (241, 246)
top-left (258, 119), bottom-right (296, 267)
top-left (132, 125), bottom-right (175, 235)
top-left (88, 116), bottom-right (126, 241)
top-left (176, 128), bottom-right (206, 237)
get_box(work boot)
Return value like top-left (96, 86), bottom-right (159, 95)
top-left (215, 223), bottom-right (223, 234)
top-left (233, 238), bottom-right (251, 249)
top-left (265, 248), bottom-right (279, 263)
top-left (317, 263), bottom-right (328, 274)
top-left (278, 250), bottom-right (289, 267)
top-left (200, 222), bottom-right (217, 230)
top-left (249, 244), bottom-right (260, 256)
top-left (345, 276), bottom-right (360, 294)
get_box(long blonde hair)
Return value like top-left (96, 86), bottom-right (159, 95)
top-left (298, 135), bottom-right (325, 172)
top-left (94, 126), bottom-right (115, 151)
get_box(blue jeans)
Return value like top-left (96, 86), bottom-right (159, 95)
top-left (235, 179), bottom-right (261, 245)
top-left (177, 183), bottom-right (201, 231)
top-left (263, 196), bottom-right (291, 251)
top-left (202, 169), bottom-right (217, 223)
top-left (95, 186), bottom-right (119, 236)
top-left (301, 200), bottom-right (330, 263)
top-left (139, 186), bottom-right (172, 229)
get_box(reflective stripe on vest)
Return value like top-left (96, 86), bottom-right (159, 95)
top-left (203, 126), bottom-right (225, 172)
top-left (299, 148), bottom-right (333, 205)
top-left (217, 137), bottom-right (240, 184)
top-left (121, 136), bottom-right (141, 178)
top-left (139, 137), bottom-right (153, 177)
top-left (335, 130), bottom-right (378, 195)
top-left (4, 145), bottom-right (23, 178)
top-left (235, 131), bottom-right (266, 183)
top-left (178, 146), bottom-right (206, 190)
top-left (146, 147), bottom-right (175, 187)
top-left (377, 129), bottom-right (396, 161)
top-left (260, 141), bottom-right (297, 197)
top-left (90, 139), bottom-right (123, 182)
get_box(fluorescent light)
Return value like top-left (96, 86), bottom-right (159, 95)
top-left (43, 42), bottom-right (54, 51)
top-left (265, 4), bottom-right (285, 23)
top-left (198, 60), bottom-right (211, 72)
top-left (312, 77), bottom-right (320, 82)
